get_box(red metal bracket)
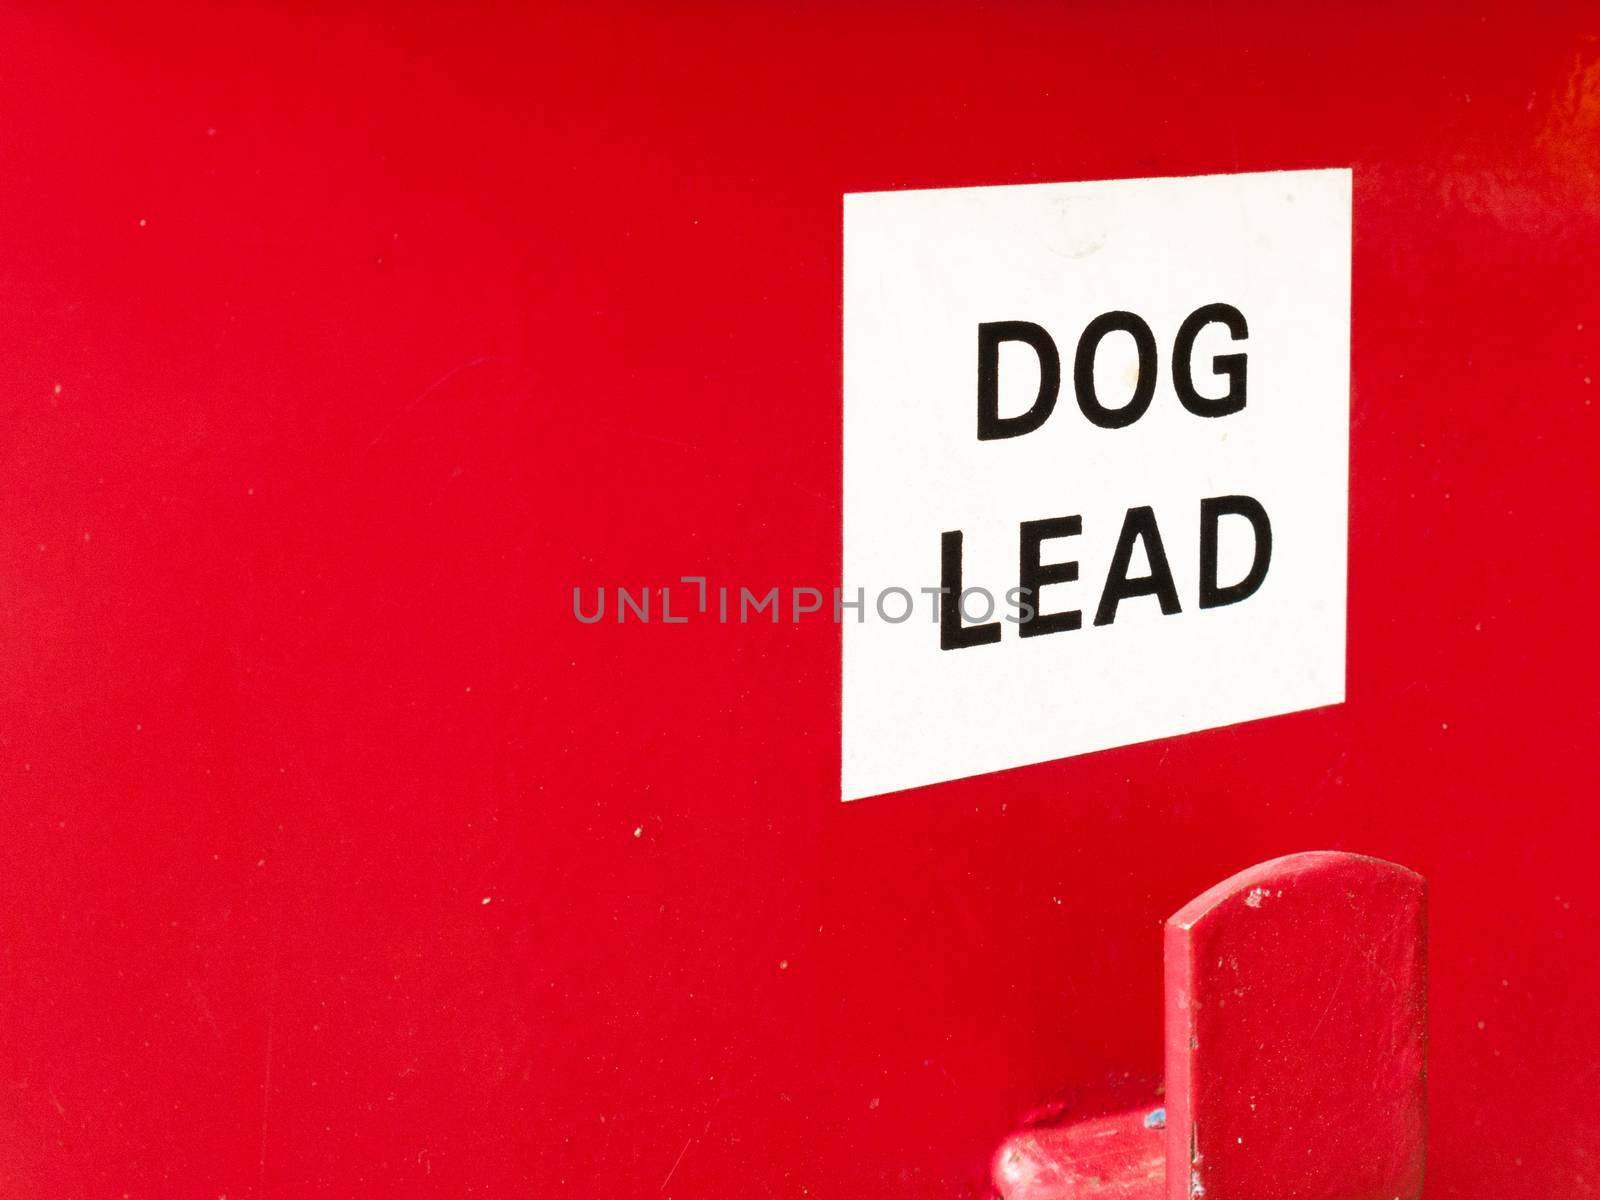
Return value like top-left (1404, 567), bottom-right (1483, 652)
top-left (992, 852), bottom-right (1427, 1200)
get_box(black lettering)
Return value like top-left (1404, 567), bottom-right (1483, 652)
top-left (1173, 303), bottom-right (1248, 417)
top-left (978, 321), bottom-right (1061, 440)
top-left (1199, 495), bottom-right (1272, 608)
top-left (1074, 311), bottom-right (1157, 429)
top-left (1094, 506), bottom-right (1181, 625)
top-left (940, 530), bottom-right (1002, 649)
top-left (1018, 516), bottom-right (1082, 637)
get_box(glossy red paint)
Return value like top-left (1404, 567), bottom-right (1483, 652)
top-left (1165, 853), bottom-right (1427, 1200)
top-left (992, 852), bottom-right (1425, 1200)
top-left (0, 3), bottom-right (1596, 1198)
top-left (994, 1108), bottom-right (1165, 1200)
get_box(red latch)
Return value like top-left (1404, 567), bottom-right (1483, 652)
top-left (993, 851), bottom-right (1427, 1200)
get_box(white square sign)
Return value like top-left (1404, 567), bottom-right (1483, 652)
top-left (842, 168), bottom-right (1351, 801)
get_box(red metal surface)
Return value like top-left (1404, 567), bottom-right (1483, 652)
top-left (992, 852), bottom-right (1425, 1200)
top-left (1165, 853), bottom-right (1427, 1200)
top-left (0, 4), bottom-right (1597, 1198)
top-left (994, 1108), bottom-right (1164, 1200)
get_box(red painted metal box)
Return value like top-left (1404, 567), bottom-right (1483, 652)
top-left (0, 3), bottom-right (1596, 1197)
